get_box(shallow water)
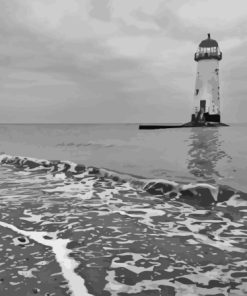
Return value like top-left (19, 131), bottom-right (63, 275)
top-left (0, 123), bottom-right (246, 190)
top-left (0, 124), bottom-right (246, 295)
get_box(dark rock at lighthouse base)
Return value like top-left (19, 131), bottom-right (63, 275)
top-left (182, 121), bottom-right (229, 127)
top-left (139, 121), bottom-right (229, 129)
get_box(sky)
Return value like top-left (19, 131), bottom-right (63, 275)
top-left (0, 0), bottom-right (247, 123)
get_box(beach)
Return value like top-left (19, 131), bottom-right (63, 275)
top-left (0, 124), bottom-right (246, 296)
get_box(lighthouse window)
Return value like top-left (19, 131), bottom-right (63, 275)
top-left (195, 89), bottom-right (199, 95)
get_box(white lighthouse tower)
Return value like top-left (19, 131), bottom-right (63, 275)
top-left (192, 34), bottom-right (222, 124)
top-left (138, 33), bottom-right (227, 129)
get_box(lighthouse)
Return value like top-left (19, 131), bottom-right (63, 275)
top-left (139, 33), bottom-right (228, 129)
top-left (192, 33), bottom-right (222, 124)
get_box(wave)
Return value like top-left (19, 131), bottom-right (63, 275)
top-left (0, 153), bottom-right (246, 206)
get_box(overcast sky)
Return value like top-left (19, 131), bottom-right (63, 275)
top-left (0, 0), bottom-right (247, 123)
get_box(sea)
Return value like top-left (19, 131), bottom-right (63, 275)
top-left (0, 123), bottom-right (246, 296)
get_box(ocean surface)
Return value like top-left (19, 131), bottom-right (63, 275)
top-left (0, 123), bottom-right (246, 296)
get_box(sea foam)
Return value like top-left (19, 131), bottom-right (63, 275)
top-left (0, 220), bottom-right (92, 296)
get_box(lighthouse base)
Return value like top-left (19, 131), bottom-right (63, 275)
top-left (139, 122), bottom-right (228, 129)
top-left (183, 121), bottom-right (228, 127)
top-left (139, 112), bottom-right (228, 130)
top-left (191, 113), bottom-right (220, 123)
top-left (138, 121), bottom-right (228, 130)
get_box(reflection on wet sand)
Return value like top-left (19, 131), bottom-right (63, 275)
top-left (187, 128), bottom-right (231, 180)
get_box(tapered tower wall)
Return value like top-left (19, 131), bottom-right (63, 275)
top-left (193, 59), bottom-right (220, 116)
top-left (192, 34), bottom-right (222, 123)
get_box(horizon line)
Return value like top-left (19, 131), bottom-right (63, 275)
top-left (0, 122), bottom-right (245, 125)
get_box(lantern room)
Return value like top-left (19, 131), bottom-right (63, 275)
top-left (194, 34), bottom-right (222, 62)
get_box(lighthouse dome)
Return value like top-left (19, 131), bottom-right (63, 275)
top-left (194, 33), bottom-right (222, 62)
top-left (199, 33), bottom-right (218, 48)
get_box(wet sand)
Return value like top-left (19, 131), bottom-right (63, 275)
top-left (0, 225), bottom-right (69, 296)
top-left (0, 155), bottom-right (246, 296)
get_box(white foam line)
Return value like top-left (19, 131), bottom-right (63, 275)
top-left (0, 220), bottom-right (92, 296)
top-left (144, 179), bottom-right (179, 190)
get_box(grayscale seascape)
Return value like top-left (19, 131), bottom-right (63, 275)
top-left (0, 124), bottom-right (246, 295)
top-left (1, 0), bottom-right (247, 295)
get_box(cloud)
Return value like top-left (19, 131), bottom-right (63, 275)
top-left (0, 0), bottom-right (247, 122)
top-left (90, 0), bottom-right (112, 21)
top-left (177, 0), bottom-right (247, 26)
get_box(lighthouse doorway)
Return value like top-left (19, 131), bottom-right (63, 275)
top-left (200, 100), bottom-right (206, 112)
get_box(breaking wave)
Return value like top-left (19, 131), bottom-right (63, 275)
top-left (0, 153), bottom-right (246, 207)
